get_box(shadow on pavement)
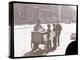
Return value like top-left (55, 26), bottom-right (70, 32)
top-left (23, 47), bottom-right (57, 57)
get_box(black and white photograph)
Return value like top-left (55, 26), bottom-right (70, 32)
top-left (9, 1), bottom-right (78, 58)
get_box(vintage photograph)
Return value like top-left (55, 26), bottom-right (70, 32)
top-left (10, 2), bottom-right (78, 57)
